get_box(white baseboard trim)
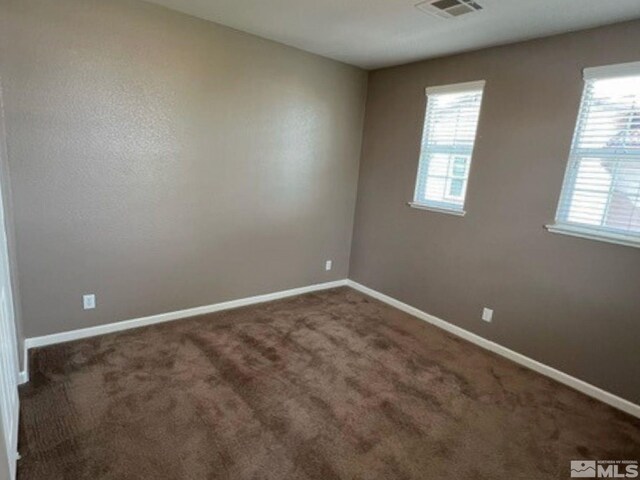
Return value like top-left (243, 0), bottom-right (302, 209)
top-left (346, 280), bottom-right (640, 419)
top-left (19, 277), bottom-right (639, 419)
top-left (21, 279), bottom-right (348, 384)
top-left (18, 340), bottom-right (29, 385)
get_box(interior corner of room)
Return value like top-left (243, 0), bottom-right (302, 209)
top-left (0, 0), bottom-right (639, 478)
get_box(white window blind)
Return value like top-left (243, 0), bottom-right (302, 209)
top-left (550, 62), bottom-right (640, 248)
top-left (412, 81), bottom-right (484, 215)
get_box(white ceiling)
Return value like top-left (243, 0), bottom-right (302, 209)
top-left (144, 0), bottom-right (640, 69)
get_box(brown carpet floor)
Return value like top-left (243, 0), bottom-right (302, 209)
top-left (18, 287), bottom-right (640, 479)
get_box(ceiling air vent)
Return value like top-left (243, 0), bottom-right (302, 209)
top-left (416, 0), bottom-right (483, 19)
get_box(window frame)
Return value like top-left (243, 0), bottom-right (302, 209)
top-left (409, 80), bottom-right (485, 217)
top-left (546, 61), bottom-right (640, 249)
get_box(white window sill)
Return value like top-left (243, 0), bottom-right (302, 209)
top-left (407, 202), bottom-right (466, 217)
top-left (545, 223), bottom-right (640, 249)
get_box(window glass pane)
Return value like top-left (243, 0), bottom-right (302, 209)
top-left (448, 178), bottom-right (465, 198)
top-left (452, 157), bottom-right (468, 177)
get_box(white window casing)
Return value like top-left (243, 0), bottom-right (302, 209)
top-left (411, 80), bottom-right (485, 216)
top-left (547, 61), bottom-right (640, 248)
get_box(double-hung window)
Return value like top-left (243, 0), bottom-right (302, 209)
top-left (548, 61), bottom-right (640, 248)
top-left (411, 80), bottom-right (485, 216)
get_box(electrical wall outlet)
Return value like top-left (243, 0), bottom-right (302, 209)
top-left (83, 294), bottom-right (96, 310)
top-left (482, 307), bottom-right (493, 323)
top-left (325, 260), bottom-right (333, 271)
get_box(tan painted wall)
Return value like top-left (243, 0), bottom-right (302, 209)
top-left (350, 21), bottom-right (640, 403)
top-left (0, 0), bottom-right (367, 338)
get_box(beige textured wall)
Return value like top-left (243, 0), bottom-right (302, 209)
top-left (350, 21), bottom-right (640, 403)
top-left (0, 0), bottom-right (367, 338)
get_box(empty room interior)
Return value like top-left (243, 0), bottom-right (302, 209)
top-left (0, 0), bottom-right (640, 478)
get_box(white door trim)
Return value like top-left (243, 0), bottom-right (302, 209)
top-left (0, 78), bottom-right (20, 480)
